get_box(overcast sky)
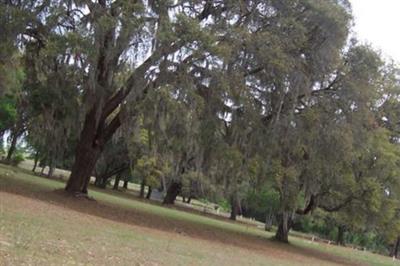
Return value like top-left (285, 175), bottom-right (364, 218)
top-left (351, 0), bottom-right (400, 63)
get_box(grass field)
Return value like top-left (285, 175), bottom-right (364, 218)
top-left (0, 163), bottom-right (398, 266)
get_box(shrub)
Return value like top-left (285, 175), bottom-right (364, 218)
top-left (10, 152), bottom-right (24, 166)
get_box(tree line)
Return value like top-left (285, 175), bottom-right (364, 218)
top-left (1, 0), bottom-right (400, 253)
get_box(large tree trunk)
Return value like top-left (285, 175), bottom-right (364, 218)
top-left (390, 236), bottom-right (400, 258)
top-left (65, 107), bottom-right (103, 194)
top-left (336, 225), bottom-right (346, 246)
top-left (186, 196), bottom-right (192, 204)
top-left (123, 180), bottom-right (128, 189)
top-left (163, 181), bottom-right (181, 204)
top-left (65, 145), bottom-right (100, 194)
top-left (275, 212), bottom-right (292, 243)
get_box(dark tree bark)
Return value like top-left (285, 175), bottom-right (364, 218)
top-left (6, 130), bottom-right (19, 162)
top-left (95, 165), bottom-right (128, 189)
top-left (99, 177), bottom-right (108, 188)
top-left (94, 175), bottom-right (101, 186)
top-left (336, 225), bottom-right (346, 246)
top-left (275, 213), bottom-right (292, 243)
top-left (65, 107), bottom-right (105, 194)
top-left (113, 175), bottom-right (121, 190)
top-left (32, 151), bottom-right (39, 172)
top-left (390, 236), bottom-right (400, 258)
top-left (123, 180), bottom-right (128, 189)
top-left (186, 197), bottom-right (192, 204)
top-left (230, 195), bottom-right (239, 221)
top-left (163, 181), bottom-right (182, 204)
top-left (5, 116), bottom-right (25, 163)
top-left (146, 186), bottom-right (152, 199)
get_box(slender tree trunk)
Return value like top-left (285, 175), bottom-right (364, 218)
top-left (123, 180), bottom-right (128, 189)
top-left (230, 194), bottom-right (239, 221)
top-left (163, 181), bottom-right (181, 204)
top-left (160, 175), bottom-right (166, 192)
top-left (146, 186), bottom-right (152, 199)
top-left (182, 196), bottom-right (186, 203)
top-left (32, 151), bottom-right (39, 172)
top-left (186, 196), bottom-right (192, 204)
top-left (46, 157), bottom-right (55, 178)
top-left (98, 175), bottom-right (108, 189)
top-left (6, 131), bottom-right (18, 162)
top-left (264, 209), bottom-right (273, 231)
top-left (275, 212), bottom-right (292, 243)
top-left (95, 176), bottom-right (104, 188)
top-left (336, 225), bottom-right (346, 246)
top-left (390, 236), bottom-right (400, 258)
top-left (140, 178), bottom-right (146, 198)
top-left (113, 175), bottom-right (121, 190)
top-left (94, 175), bottom-right (101, 186)
top-left (41, 165), bottom-right (46, 175)
top-left (47, 164), bottom-right (55, 179)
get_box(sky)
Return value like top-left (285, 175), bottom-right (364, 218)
top-left (350, 0), bottom-right (400, 63)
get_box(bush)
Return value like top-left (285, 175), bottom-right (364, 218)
top-left (217, 199), bottom-right (231, 212)
top-left (10, 152), bottom-right (24, 166)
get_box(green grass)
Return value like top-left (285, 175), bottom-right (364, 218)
top-left (0, 163), bottom-right (398, 266)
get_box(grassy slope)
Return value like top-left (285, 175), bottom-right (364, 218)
top-left (0, 164), bottom-right (397, 266)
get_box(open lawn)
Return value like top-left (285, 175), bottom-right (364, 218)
top-left (0, 163), bottom-right (397, 266)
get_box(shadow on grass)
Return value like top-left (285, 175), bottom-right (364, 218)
top-left (0, 165), bottom-right (363, 266)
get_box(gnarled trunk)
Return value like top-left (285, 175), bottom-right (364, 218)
top-left (65, 107), bottom-right (103, 194)
top-left (65, 79), bottom-right (123, 195)
top-left (275, 212), bottom-right (292, 243)
top-left (66, 146), bottom-right (101, 193)
top-left (163, 181), bottom-right (181, 204)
